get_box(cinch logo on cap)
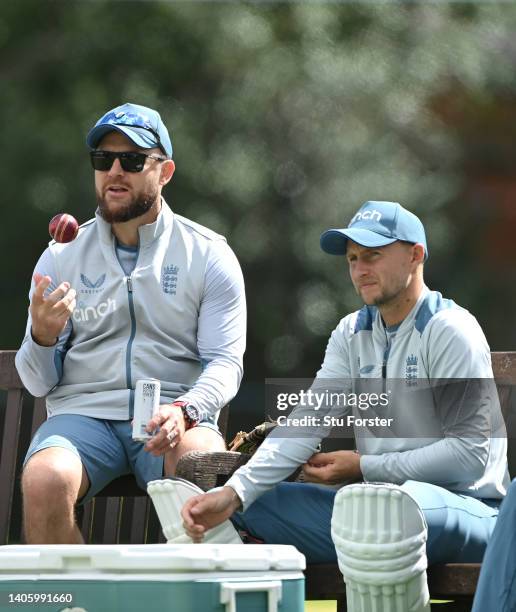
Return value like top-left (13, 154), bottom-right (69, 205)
top-left (351, 210), bottom-right (382, 224)
top-left (320, 200), bottom-right (428, 258)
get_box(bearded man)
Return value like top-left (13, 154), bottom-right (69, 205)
top-left (16, 103), bottom-right (246, 544)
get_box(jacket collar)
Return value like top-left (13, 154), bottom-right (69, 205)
top-left (95, 198), bottom-right (174, 246)
top-left (373, 285), bottom-right (431, 342)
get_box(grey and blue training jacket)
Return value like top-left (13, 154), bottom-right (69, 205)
top-left (16, 201), bottom-right (246, 422)
top-left (227, 287), bottom-right (509, 508)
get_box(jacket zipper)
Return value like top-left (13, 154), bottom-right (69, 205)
top-left (382, 325), bottom-right (389, 379)
top-left (114, 242), bottom-right (139, 417)
top-left (126, 275), bottom-right (137, 414)
top-left (382, 326), bottom-right (391, 391)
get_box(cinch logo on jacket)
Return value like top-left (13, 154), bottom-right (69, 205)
top-left (72, 298), bottom-right (117, 322)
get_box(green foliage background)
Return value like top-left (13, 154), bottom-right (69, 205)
top-left (2, 1), bottom-right (516, 429)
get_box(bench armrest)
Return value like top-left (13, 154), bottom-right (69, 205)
top-left (175, 450), bottom-right (305, 492)
top-left (176, 451), bottom-right (252, 491)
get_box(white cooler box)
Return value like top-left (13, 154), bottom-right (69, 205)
top-left (0, 544), bottom-right (305, 612)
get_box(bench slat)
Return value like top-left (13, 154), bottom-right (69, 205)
top-left (78, 500), bottom-right (94, 542)
top-left (0, 352), bottom-right (22, 389)
top-left (427, 563), bottom-right (481, 596)
top-left (305, 563), bottom-right (481, 602)
top-left (102, 498), bottom-right (122, 544)
top-left (0, 388), bottom-right (24, 544)
top-left (129, 497), bottom-right (149, 544)
top-left (31, 397), bottom-right (46, 437)
top-left (492, 352), bottom-right (516, 383)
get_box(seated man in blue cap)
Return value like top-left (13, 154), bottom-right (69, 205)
top-left (16, 103), bottom-right (246, 544)
top-left (180, 201), bottom-right (508, 612)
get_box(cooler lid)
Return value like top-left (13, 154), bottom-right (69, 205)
top-left (0, 544), bottom-right (305, 573)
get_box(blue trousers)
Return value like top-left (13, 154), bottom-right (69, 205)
top-left (472, 478), bottom-right (516, 612)
top-left (231, 481), bottom-right (500, 565)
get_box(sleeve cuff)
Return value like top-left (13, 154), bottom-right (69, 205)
top-left (225, 475), bottom-right (258, 512)
top-left (30, 329), bottom-right (58, 349)
top-left (359, 454), bottom-right (384, 482)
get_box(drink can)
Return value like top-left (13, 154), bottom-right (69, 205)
top-left (132, 378), bottom-right (161, 442)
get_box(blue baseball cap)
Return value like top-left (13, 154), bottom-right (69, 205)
top-left (86, 102), bottom-right (173, 158)
top-left (320, 201), bottom-right (428, 258)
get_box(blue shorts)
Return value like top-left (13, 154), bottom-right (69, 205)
top-left (24, 413), bottom-right (221, 505)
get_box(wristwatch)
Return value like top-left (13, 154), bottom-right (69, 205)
top-left (172, 401), bottom-right (200, 430)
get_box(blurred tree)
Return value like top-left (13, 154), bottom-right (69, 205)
top-left (2, 1), bottom-right (516, 429)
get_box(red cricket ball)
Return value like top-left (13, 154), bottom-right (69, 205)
top-left (49, 213), bottom-right (79, 243)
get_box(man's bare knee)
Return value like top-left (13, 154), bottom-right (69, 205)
top-left (22, 448), bottom-right (88, 544)
top-left (164, 427), bottom-right (226, 476)
top-left (180, 427), bottom-right (226, 453)
top-left (22, 447), bottom-right (89, 507)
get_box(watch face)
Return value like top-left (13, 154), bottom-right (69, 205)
top-left (185, 405), bottom-right (199, 423)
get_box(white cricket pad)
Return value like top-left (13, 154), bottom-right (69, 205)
top-left (331, 483), bottom-right (430, 612)
top-left (147, 478), bottom-right (242, 544)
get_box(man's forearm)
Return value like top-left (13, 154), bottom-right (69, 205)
top-left (360, 437), bottom-right (489, 486)
top-left (175, 356), bottom-right (243, 420)
top-left (223, 486), bottom-right (243, 512)
top-left (15, 336), bottom-right (60, 397)
top-left (226, 434), bottom-right (321, 511)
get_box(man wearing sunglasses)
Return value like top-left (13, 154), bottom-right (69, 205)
top-left (15, 103), bottom-right (246, 544)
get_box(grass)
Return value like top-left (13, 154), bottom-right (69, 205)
top-left (305, 599), bottom-right (455, 610)
top-left (305, 602), bottom-right (336, 612)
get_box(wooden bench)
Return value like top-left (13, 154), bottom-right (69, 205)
top-left (1, 349), bottom-right (515, 611)
top-left (0, 349), bottom-right (228, 547)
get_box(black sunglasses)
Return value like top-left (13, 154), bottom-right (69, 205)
top-left (90, 150), bottom-right (167, 173)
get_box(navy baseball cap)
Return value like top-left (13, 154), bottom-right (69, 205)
top-left (320, 201), bottom-right (428, 258)
top-left (86, 102), bottom-right (173, 158)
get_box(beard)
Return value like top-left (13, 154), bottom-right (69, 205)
top-left (96, 187), bottom-right (159, 223)
top-left (372, 289), bottom-right (401, 306)
top-left (357, 280), bottom-right (407, 307)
